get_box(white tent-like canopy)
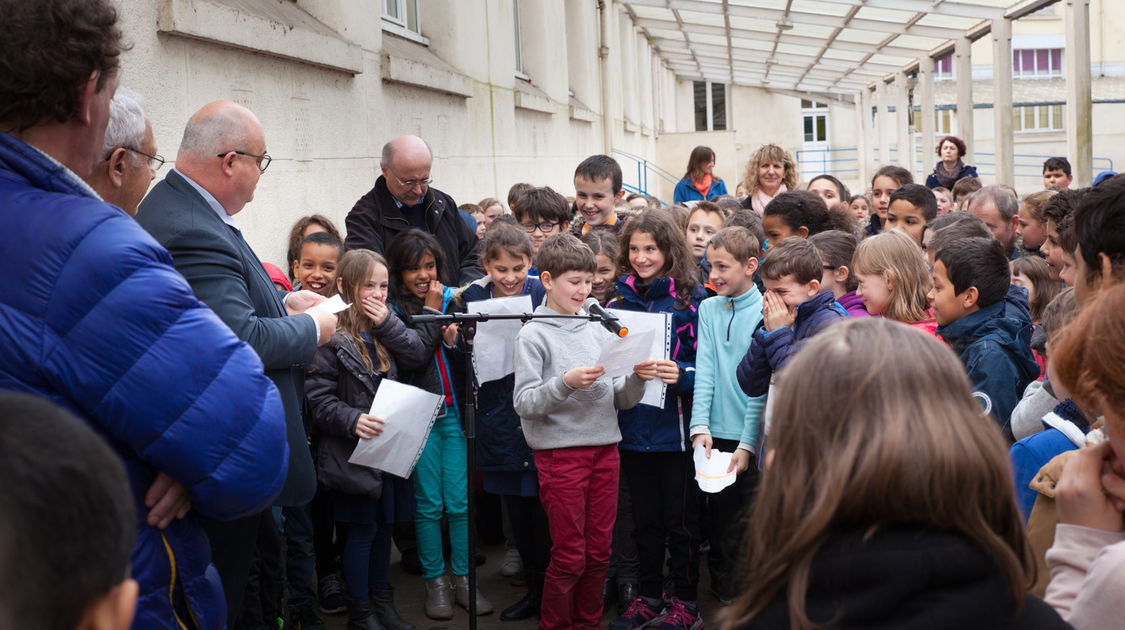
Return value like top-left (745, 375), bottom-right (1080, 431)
top-left (618, 0), bottom-right (1093, 185)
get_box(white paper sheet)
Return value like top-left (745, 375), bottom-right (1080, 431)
top-left (308, 294), bottom-right (350, 315)
top-left (606, 308), bottom-right (671, 408)
top-left (466, 295), bottom-right (533, 384)
top-left (348, 380), bottom-right (443, 478)
top-left (594, 329), bottom-right (655, 377)
top-left (693, 443), bottom-right (737, 493)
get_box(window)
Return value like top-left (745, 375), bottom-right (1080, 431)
top-left (1013, 49), bottom-right (1062, 79)
top-left (694, 81), bottom-right (727, 131)
top-left (801, 100), bottom-right (827, 144)
top-left (1013, 104), bottom-right (1063, 132)
top-left (383, 0), bottom-right (424, 42)
top-left (935, 109), bottom-right (953, 135)
top-left (933, 55), bottom-right (953, 81)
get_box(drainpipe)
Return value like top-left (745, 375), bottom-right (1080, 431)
top-left (598, 0), bottom-right (612, 154)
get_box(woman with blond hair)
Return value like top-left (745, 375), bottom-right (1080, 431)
top-left (721, 318), bottom-right (1069, 630)
top-left (740, 144), bottom-right (798, 216)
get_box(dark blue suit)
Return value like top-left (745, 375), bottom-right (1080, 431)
top-left (137, 169), bottom-right (318, 622)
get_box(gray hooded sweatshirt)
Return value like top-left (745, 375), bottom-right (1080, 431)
top-left (513, 305), bottom-right (646, 450)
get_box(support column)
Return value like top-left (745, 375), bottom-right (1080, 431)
top-left (1065, 0), bottom-right (1093, 186)
top-left (876, 80), bottom-right (890, 166)
top-left (955, 37), bottom-right (974, 166)
top-left (857, 88), bottom-right (872, 189)
top-left (918, 59), bottom-right (936, 184)
top-left (896, 72), bottom-right (913, 171)
top-left (992, 18), bottom-right (1014, 186)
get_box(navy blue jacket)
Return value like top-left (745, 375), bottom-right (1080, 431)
top-left (937, 300), bottom-right (1039, 439)
top-left (459, 277), bottom-right (546, 471)
top-left (0, 133), bottom-right (287, 630)
top-left (611, 275), bottom-right (705, 452)
top-left (737, 291), bottom-right (847, 397)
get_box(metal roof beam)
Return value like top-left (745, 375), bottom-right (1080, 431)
top-left (829, 0), bottom-right (1005, 21)
top-left (627, 0), bottom-right (973, 38)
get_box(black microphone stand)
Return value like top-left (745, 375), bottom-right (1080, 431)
top-left (407, 309), bottom-right (607, 630)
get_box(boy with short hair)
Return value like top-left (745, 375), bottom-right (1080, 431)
top-left (930, 237), bottom-right (1038, 440)
top-left (511, 186), bottom-right (571, 264)
top-left (1042, 157), bottom-right (1073, 189)
top-left (736, 237), bottom-right (848, 398)
top-left (513, 234), bottom-right (656, 630)
top-left (0, 392), bottom-right (137, 630)
top-left (572, 154), bottom-right (627, 236)
top-left (292, 231), bottom-right (342, 296)
top-left (885, 183), bottom-right (938, 247)
top-left (689, 227), bottom-right (765, 601)
top-left (1040, 189), bottom-right (1084, 282)
top-left (1070, 172), bottom-right (1125, 304)
top-left (951, 175), bottom-right (982, 210)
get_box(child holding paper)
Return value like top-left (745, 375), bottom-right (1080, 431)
top-left (689, 226), bottom-right (765, 603)
top-left (305, 248), bottom-right (430, 630)
top-left (609, 211), bottom-right (707, 630)
top-left (456, 223), bottom-right (548, 621)
top-left (513, 233), bottom-right (657, 630)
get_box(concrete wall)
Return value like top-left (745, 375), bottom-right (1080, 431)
top-left (118, 0), bottom-right (679, 268)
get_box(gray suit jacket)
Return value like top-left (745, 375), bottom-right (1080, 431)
top-left (136, 169), bottom-right (316, 506)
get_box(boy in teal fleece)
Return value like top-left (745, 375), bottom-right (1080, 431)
top-left (689, 227), bottom-right (765, 601)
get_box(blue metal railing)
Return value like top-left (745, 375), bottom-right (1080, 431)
top-left (611, 148), bottom-right (679, 196)
top-left (797, 147), bottom-right (1114, 184)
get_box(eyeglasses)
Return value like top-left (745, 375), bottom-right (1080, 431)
top-left (520, 221), bottom-right (561, 234)
top-left (109, 147), bottom-right (166, 171)
top-left (386, 166), bottom-right (432, 190)
top-left (217, 150), bottom-right (272, 173)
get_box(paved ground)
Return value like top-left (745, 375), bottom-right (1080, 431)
top-left (321, 543), bottom-right (726, 629)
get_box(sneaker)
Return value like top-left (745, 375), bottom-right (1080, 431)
top-left (650, 598), bottom-right (703, 630)
top-left (500, 547), bottom-right (523, 577)
top-left (609, 595), bottom-right (665, 630)
top-left (317, 573), bottom-right (346, 615)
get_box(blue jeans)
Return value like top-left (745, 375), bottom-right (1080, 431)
top-left (414, 411), bottom-right (469, 579)
top-left (342, 520), bottom-right (392, 602)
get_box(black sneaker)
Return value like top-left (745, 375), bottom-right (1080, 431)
top-left (290, 607), bottom-right (327, 630)
top-left (317, 574), bottom-right (346, 615)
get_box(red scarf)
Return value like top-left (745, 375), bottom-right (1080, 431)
top-left (693, 173), bottom-right (712, 198)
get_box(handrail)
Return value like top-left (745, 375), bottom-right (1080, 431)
top-left (611, 148), bottom-right (679, 196)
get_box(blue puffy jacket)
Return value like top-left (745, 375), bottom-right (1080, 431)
top-left (1009, 399), bottom-right (1091, 522)
top-left (611, 275), bottom-right (705, 452)
top-left (737, 291), bottom-right (847, 397)
top-left (0, 133), bottom-right (288, 630)
top-left (937, 300), bottom-right (1039, 440)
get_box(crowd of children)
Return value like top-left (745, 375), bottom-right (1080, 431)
top-left (32, 148), bottom-right (1125, 630)
top-left (264, 149), bottom-right (1125, 630)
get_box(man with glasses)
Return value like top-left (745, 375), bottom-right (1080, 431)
top-left (85, 86), bottom-right (162, 216)
top-left (137, 100), bottom-right (336, 628)
top-left (346, 134), bottom-right (483, 284)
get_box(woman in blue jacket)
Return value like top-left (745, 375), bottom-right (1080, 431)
top-left (673, 146), bottom-right (728, 204)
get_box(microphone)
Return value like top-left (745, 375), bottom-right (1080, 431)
top-left (584, 297), bottom-right (628, 337)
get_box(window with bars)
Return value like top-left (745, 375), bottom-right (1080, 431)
top-left (1013, 104), bottom-right (1063, 132)
top-left (1013, 49), bottom-right (1062, 79)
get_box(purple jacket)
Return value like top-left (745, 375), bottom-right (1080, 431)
top-left (837, 291), bottom-right (870, 318)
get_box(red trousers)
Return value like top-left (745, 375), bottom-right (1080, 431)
top-left (535, 444), bottom-right (619, 630)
